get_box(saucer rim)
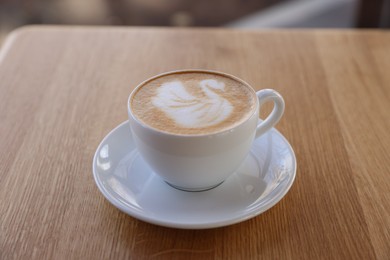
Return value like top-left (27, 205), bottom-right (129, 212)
top-left (92, 121), bottom-right (296, 229)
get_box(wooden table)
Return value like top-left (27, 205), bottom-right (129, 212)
top-left (0, 26), bottom-right (389, 259)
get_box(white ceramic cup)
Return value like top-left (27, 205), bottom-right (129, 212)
top-left (128, 70), bottom-right (285, 191)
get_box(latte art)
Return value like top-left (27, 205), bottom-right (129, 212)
top-left (152, 79), bottom-right (233, 128)
top-left (130, 71), bottom-right (256, 135)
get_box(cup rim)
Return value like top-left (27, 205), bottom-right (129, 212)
top-left (127, 69), bottom-right (259, 138)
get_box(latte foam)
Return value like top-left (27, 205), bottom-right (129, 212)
top-left (130, 71), bottom-right (256, 135)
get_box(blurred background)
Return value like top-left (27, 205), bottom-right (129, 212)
top-left (0, 0), bottom-right (389, 43)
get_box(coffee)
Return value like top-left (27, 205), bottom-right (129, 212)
top-left (130, 71), bottom-right (257, 135)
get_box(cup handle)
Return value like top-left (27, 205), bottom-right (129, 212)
top-left (255, 89), bottom-right (285, 139)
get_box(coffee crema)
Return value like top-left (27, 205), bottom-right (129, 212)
top-left (130, 71), bottom-right (257, 135)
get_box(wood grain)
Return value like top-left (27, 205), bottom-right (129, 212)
top-left (0, 26), bottom-right (389, 259)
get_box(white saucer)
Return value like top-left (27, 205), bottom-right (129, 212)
top-left (92, 121), bottom-right (296, 229)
